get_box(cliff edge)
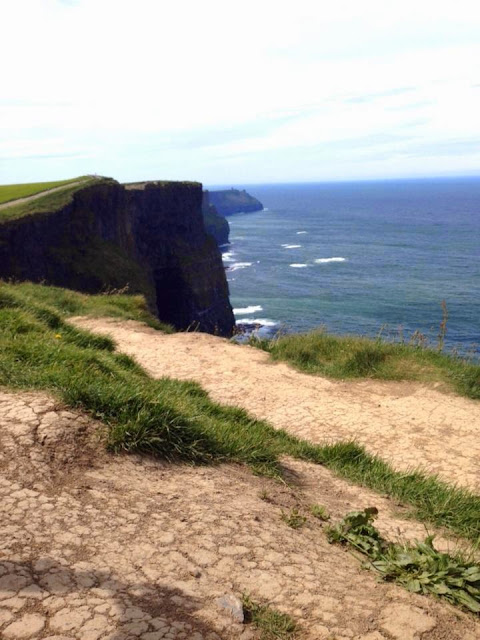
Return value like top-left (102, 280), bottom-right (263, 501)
top-left (0, 179), bottom-right (235, 335)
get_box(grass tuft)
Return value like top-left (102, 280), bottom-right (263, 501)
top-left (241, 594), bottom-right (299, 639)
top-left (249, 329), bottom-right (480, 400)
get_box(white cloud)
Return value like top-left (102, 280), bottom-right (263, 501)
top-left (1, 0), bottom-right (480, 182)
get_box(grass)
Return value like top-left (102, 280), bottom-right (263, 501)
top-left (2, 282), bottom-right (480, 545)
top-left (0, 177), bottom-right (89, 205)
top-left (241, 594), bottom-right (299, 639)
top-left (328, 508), bottom-right (480, 613)
top-left (281, 508), bottom-right (307, 529)
top-left (249, 328), bottom-right (480, 400)
top-left (0, 176), bottom-right (112, 223)
top-left (310, 504), bottom-right (330, 521)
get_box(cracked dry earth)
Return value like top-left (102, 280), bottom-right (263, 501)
top-left (1, 324), bottom-right (480, 639)
top-left (72, 318), bottom-right (480, 492)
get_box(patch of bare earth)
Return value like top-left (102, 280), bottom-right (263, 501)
top-left (71, 318), bottom-right (480, 492)
top-left (1, 389), bottom-right (480, 640)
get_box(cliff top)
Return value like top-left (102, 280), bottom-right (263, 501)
top-left (123, 180), bottom-right (201, 190)
top-left (0, 175), bottom-right (114, 223)
top-left (0, 176), bottom-right (203, 224)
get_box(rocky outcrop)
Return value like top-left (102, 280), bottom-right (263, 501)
top-left (202, 192), bottom-right (230, 245)
top-left (0, 180), bottom-right (235, 336)
top-left (208, 189), bottom-right (263, 216)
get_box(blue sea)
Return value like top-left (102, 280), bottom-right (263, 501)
top-left (210, 178), bottom-right (480, 356)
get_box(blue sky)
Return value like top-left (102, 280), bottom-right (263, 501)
top-left (1, 0), bottom-right (480, 185)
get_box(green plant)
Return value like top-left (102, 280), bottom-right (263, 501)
top-left (328, 508), bottom-right (480, 614)
top-left (241, 594), bottom-right (298, 639)
top-left (281, 508), bottom-right (307, 529)
top-left (310, 504), bottom-right (330, 521)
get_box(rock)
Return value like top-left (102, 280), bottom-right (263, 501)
top-left (216, 593), bottom-right (244, 623)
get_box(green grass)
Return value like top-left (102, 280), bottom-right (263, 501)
top-left (0, 176), bottom-right (112, 223)
top-left (328, 508), bottom-right (480, 613)
top-left (249, 329), bottom-right (480, 400)
top-left (241, 594), bottom-right (299, 639)
top-left (0, 177), bottom-right (90, 205)
top-left (2, 282), bottom-right (480, 545)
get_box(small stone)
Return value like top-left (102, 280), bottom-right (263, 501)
top-left (216, 593), bottom-right (244, 623)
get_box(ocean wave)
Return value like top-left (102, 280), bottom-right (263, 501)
top-left (228, 262), bottom-right (253, 272)
top-left (244, 317), bottom-right (277, 327)
top-left (263, 208), bottom-right (269, 212)
top-left (296, 231), bottom-right (307, 235)
top-left (281, 244), bottom-right (302, 249)
top-left (314, 257), bottom-right (347, 264)
top-left (290, 263), bottom-right (308, 268)
top-left (233, 305), bottom-right (263, 315)
top-left (222, 251), bottom-right (236, 263)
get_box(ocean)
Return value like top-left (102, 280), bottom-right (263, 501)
top-left (212, 178), bottom-right (480, 356)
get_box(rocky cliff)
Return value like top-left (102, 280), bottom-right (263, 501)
top-left (202, 191), bottom-right (230, 245)
top-left (0, 180), bottom-right (235, 335)
top-left (208, 189), bottom-right (263, 216)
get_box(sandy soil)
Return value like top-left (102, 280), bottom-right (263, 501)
top-left (71, 318), bottom-right (480, 492)
top-left (1, 388), bottom-right (480, 640)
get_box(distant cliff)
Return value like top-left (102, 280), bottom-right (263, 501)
top-left (208, 189), bottom-right (263, 216)
top-left (0, 180), bottom-right (235, 336)
top-left (202, 191), bottom-right (230, 245)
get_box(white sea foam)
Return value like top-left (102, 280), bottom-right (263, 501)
top-left (233, 305), bottom-right (263, 315)
top-left (281, 244), bottom-right (302, 249)
top-left (228, 262), bottom-right (253, 272)
top-left (249, 318), bottom-right (277, 327)
top-left (314, 257), bottom-right (347, 264)
top-left (222, 251), bottom-right (236, 263)
top-left (296, 231), bottom-right (307, 235)
top-left (263, 208), bottom-right (269, 212)
top-left (290, 263), bottom-right (308, 268)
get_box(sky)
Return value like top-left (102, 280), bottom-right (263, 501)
top-left (1, 0), bottom-right (480, 185)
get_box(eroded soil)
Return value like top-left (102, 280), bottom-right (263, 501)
top-left (1, 319), bottom-right (480, 639)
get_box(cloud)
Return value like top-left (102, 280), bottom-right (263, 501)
top-left (1, 0), bottom-right (480, 183)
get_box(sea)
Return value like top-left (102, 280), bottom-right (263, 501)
top-left (208, 178), bottom-right (480, 357)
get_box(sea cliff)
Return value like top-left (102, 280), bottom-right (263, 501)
top-left (0, 180), bottom-right (235, 335)
top-left (207, 189), bottom-right (263, 216)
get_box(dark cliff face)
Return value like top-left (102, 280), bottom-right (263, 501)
top-left (202, 191), bottom-right (230, 245)
top-left (0, 181), bottom-right (235, 336)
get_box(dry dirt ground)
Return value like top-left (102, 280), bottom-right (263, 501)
top-left (2, 320), bottom-right (480, 640)
top-left (72, 318), bottom-right (480, 492)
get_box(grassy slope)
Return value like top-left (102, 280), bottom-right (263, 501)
top-left (0, 177), bottom-right (90, 205)
top-left (249, 330), bottom-right (480, 400)
top-left (0, 176), bottom-right (112, 223)
top-left (1, 282), bottom-right (480, 544)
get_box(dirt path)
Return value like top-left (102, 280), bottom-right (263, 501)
top-left (72, 318), bottom-right (480, 492)
top-left (1, 388), bottom-right (480, 640)
top-left (0, 180), bottom-right (91, 212)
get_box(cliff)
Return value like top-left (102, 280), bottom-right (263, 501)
top-left (0, 180), bottom-right (235, 336)
top-left (202, 191), bottom-right (230, 245)
top-left (208, 189), bottom-right (263, 216)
